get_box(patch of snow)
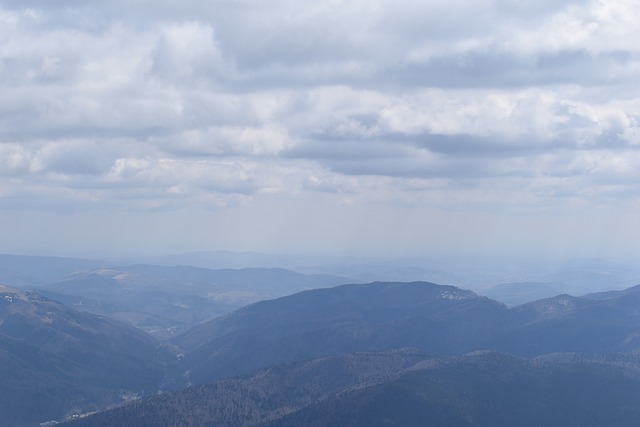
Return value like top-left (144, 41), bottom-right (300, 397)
top-left (438, 290), bottom-right (470, 301)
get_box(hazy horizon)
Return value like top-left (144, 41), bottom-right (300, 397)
top-left (3, 1), bottom-right (640, 260)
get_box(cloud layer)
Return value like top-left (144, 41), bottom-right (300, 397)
top-left (2, 0), bottom-right (640, 256)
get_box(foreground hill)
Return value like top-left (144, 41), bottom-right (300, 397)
top-left (0, 285), bottom-right (170, 427)
top-left (65, 349), bottom-right (428, 427)
top-left (168, 282), bottom-right (506, 386)
top-left (266, 351), bottom-right (640, 427)
top-left (66, 351), bottom-right (640, 427)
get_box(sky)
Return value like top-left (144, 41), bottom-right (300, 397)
top-left (1, 0), bottom-right (640, 259)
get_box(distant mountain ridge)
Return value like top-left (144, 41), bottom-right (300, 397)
top-left (582, 283), bottom-right (640, 300)
top-left (0, 254), bottom-right (106, 287)
top-left (36, 265), bottom-right (350, 337)
top-left (7, 252), bottom-right (640, 304)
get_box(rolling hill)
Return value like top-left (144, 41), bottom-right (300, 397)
top-left (36, 266), bottom-right (349, 337)
top-left (0, 254), bottom-right (105, 288)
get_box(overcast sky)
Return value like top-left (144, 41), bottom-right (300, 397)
top-left (1, 0), bottom-right (640, 259)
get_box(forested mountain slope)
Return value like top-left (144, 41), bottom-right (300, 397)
top-left (168, 282), bottom-right (506, 385)
top-left (66, 351), bottom-right (640, 427)
top-left (0, 285), bottom-right (169, 427)
top-left (168, 281), bottom-right (640, 386)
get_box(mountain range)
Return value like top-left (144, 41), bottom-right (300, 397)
top-left (166, 280), bottom-right (640, 387)
top-left (4, 269), bottom-right (640, 426)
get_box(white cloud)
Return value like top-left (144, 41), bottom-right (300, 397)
top-left (510, 0), bottom-right (640, 54)
top-left (3, 0), bottom-right (640, 256)
top-left (0, 143), bottom-right (30, 174)
top-left (156, 124), bottom-right (293, 157)
top-left (151, 22), bottom-right (226, 82)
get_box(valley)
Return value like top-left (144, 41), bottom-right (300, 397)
top-left (3, 254), bottom-right (640, 426)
